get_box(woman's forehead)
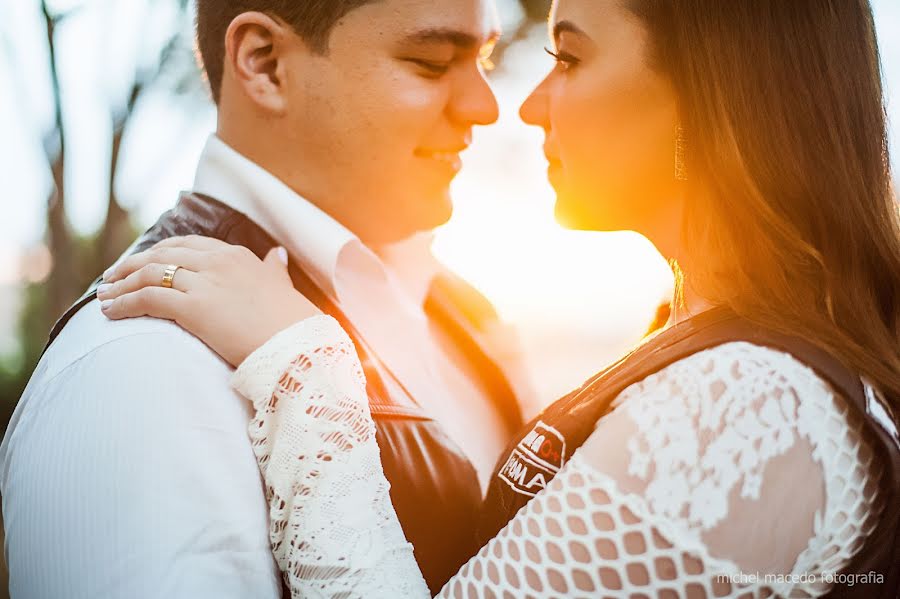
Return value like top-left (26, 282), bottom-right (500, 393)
top-left (550, 0), bottom-right (627, 35)
top-left (549, 0), bottom-right (646, 49)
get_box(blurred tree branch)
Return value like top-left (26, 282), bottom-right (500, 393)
top-left (40, 0), bottom-right (78, 327)
top-left (1, 0), bottom-right (204, 408)
top-left (99, 0), bottom-right (197, 268)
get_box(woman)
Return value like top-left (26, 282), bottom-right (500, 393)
top-left (98, 0), bottom-right (900, 596)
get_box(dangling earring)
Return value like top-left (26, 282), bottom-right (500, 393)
top-left (674, 125), bottom-right (688, 181)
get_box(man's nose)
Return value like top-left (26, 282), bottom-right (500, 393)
top-left (449, 68), bottom-right (500, 127)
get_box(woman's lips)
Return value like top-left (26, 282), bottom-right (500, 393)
top-left (544, 148), bottom-right (562, 167)
top-left (546, 157), bottom-right (563, 186)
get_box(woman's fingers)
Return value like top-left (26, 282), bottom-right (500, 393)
top-left (99, 286), bottom-right (187, 322)
top-left (103, 247), bottom-right (207, 283)
top-left (262, 246), bottom-right (291, 280)
top-left (98, 263), bottom-right (197, 300)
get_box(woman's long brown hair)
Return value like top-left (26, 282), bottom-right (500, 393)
top-left (630, 0), bottom-right (900, 413)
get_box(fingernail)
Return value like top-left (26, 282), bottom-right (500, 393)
top-left (277, 247), bottom-right (288, 265)
top-left (100, 300), bottom-right (113, 311)
top-left (102, 268), bottom-right (114, 281)
top-left (97, 283), bottom-right (112, 296)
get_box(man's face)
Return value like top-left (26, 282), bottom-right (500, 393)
top-left (279, 0), bottom-right (501, 244)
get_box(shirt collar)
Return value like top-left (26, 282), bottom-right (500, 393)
top-left (191, 134), bottom-right (378, 300)
top-left (374, 232), bottom-right (441, 308)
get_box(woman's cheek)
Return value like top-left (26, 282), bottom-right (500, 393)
top-left (555, 85), bottom-right (613, 195)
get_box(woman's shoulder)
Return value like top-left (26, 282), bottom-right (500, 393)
top-left (612, 340), bottom-right (865, 469)
top-left (617, 339), bottom-right (838, 410)
top-left (601, 339), bottom-right (880, 528)
top-left (578, 340), bottom-right (882, 592)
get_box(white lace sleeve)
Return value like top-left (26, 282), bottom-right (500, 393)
top-left (443, 342), bottom-right (883, 598)
top-left (231, 315), bottom-right (430, 598)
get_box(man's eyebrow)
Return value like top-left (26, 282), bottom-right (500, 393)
top-left (552, 20), bottom-right (590, 42)
top-left (402, 28), bottom-right (500, 49)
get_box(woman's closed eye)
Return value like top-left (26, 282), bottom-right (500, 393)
top-left (544, 47), bottom-right (581, 72)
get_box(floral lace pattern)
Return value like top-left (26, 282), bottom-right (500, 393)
top-left (233, 316), bottom-right (430, 598)
top-left (233, 322), bottom-right (881, 599)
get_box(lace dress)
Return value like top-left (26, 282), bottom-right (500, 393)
top-left (231, 315), bottom-right (882, 598)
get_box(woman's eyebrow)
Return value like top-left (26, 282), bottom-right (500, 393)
top-left (552, 20), bottom-right (592, 43)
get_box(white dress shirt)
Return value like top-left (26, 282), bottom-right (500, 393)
top-left (0, 135), bottom-right (508, 599)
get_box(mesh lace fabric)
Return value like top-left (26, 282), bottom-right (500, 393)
top-left (232, 318), bottom-right (882, 599)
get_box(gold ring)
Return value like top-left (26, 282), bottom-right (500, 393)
top-left (161, 264), bottom-right (180, 289)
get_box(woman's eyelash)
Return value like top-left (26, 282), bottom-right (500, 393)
top-left (544, 47), bottom-right (580, 68)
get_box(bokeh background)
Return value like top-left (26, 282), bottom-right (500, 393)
top-left (0, 0), bottom-right (898, 430)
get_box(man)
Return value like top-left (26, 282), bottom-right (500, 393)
top-left (0, 1), bottom-right (529, 596)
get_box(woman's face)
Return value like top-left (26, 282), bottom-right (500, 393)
top-left (521, 0), bottom-right (681, 233)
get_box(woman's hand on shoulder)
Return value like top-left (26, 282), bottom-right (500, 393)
top-left (97, 235), bottom-right (321, 367)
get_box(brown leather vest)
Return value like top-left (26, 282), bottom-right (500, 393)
top-left (45, 193), bottom-right (523, 594)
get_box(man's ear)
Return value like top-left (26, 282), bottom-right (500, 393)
top-left (224, 12), bottom-right (296, 115)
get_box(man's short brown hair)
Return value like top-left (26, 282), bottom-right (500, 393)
top-left (195, 0), bottom-right (377, 103)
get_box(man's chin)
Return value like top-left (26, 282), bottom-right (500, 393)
top-left (414, 188), bottom-right (454, 229)
top-left (362, 198), bottom-right (453, 244)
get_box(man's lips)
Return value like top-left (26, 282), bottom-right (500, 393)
top-left (415, 147), bottom-right (467, 171)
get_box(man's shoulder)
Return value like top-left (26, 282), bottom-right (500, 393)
top-left (4, 299), bottom-right (247, 464)
top-left (39, 298), bottom-right (229, 384)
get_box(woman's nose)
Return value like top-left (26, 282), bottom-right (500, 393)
top-left (520, 75), bottom-right (551, 129)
